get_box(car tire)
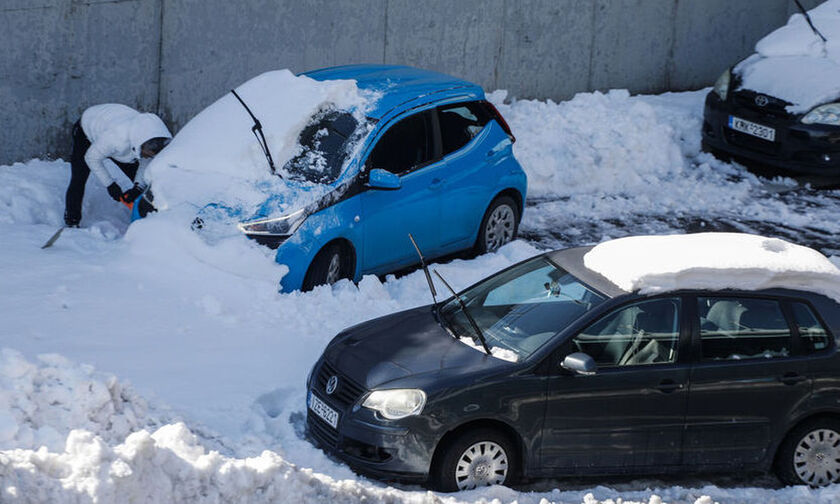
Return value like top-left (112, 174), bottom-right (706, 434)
top-left (775, 417), bottom-right (840, 487)
top-left (474, 195), bottom-right (519, 255)
top-left (302, 242), bottom-right (352, 292)
top-left (431, 428), bottom-right (518, 492)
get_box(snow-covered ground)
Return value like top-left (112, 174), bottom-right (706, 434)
top-left (3, 85), bottom-right (840, 503)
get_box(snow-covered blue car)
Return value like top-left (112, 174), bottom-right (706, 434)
top-left (135, 65), bottom-right (526, 292)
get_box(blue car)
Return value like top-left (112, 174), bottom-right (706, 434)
top-left (136, 65), bottom-right (527, 292)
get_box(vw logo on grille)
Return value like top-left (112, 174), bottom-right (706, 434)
top-left (325, 375), bottom-right (339, 395)
top-left (754, 95), bottom-right (769, 107)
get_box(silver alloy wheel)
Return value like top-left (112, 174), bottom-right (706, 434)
top-left (325, 252), bottom-right (342, 285)
top-left (794, 428), bottom-right (840, 486)
top-left (454, 441), bottom-right (508, 490)
top-left (484, 204), bottom-right (515, 252)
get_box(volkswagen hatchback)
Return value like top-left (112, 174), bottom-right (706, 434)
top-left (134, 65), bottom-right (527, 292)
top-left (305, 233), bottom-right (840, 491)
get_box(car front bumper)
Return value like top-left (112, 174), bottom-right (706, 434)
top-left (702, 92), bottom-right (840, 176)
top-left (304, 361), bottom-right (436, 483)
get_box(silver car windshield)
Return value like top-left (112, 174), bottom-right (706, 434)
top-left (440, 256), bottom-right (607, 360)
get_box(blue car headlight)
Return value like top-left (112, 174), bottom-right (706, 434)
top-left (801, 103), bottom-right (840, 126)
top-left (237, 208), bottom-right (307, 236)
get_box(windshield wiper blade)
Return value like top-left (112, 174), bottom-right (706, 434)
top-left (433, 269), bottom-right (491, 355)
top-left (795, 0), bottom-right (828, 43)
top-left (230, 89), bottom-right (279, 177)
top-left (408, 234), bottom-right (446, 329)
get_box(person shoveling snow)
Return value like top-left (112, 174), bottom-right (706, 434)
top-left (63, 104), bottom-right (172, 227)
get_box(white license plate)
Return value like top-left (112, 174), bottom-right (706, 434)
top-left (308, 392), bottom-right (339, 429)
top-left (728, 115), bottom-right (776, 142)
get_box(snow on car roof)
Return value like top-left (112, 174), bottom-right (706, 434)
top-left (582, 233), bottom-right (840, 302)
top-left (738, 0), bottom-right (840, 113)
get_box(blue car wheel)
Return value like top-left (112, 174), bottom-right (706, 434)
top-left (302, 241), bottom-right (354, 291)
top-left (474, 195), bottom-right (519, 254)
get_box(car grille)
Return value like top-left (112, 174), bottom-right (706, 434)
top-left (732, 90), bottom-right (792, 119)
top-left (307, 411), bottom-right (339, 448)
top-left (315, 360), bottom-right (366, 408)
top-left (724, 128), bottom-right (781, 156)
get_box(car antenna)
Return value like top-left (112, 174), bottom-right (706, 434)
top-left (433, 269), bottom-right (492, 356)
top-left (794, 0), bottom-right (828, 44)
top-left (408, 233), bottom-right (439, 311)
top-left (230, 88), bottom-right (280, 177)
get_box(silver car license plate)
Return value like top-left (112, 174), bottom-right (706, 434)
top-left (308, 392), bottom-right (339, 429)
top-left (728, 115), bottom-right (776, 142)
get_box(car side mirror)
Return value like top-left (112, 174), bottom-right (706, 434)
top-left (561, 352), bottom-right (597, 376)
top-left (367, 169), bottom-right (401, 190)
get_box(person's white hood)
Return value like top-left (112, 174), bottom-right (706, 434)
top-left (129, 113), bottom-right (172, 157)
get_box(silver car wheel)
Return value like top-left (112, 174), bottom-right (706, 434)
top-left (454, 441), bottom-right (508, 490)
top-left (794, 428), bottom-right (840, 486)
top-left (325, 252), bottom-right (342, 285)
top-left (484, 204), bottom-right (515, 252)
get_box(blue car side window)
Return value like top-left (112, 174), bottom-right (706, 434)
top-left (438, 101), bottom-right (492, 157)
top-left (366, 111), bottom-right (434, 176)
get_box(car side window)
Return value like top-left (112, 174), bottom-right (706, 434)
top-left (366, 111), bottom-right (432, 175)
top-left (438, 102), bottom-right (492, 157)
top-left (698, 297), bottom-right (792, 361)
top-left (572, 298), bottom-right (681, 367)
top-left (790, 302), bottom-right (831, 353)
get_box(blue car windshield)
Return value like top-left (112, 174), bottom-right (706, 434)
top-left (440, 256), bottom-right (607, 360)
top-left (283, 110), bottom-right (370, 184)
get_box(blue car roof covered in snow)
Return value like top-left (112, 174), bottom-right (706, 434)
top-left (302, 64), bottom-right (485, 119)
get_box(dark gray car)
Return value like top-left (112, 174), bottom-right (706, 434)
top-left (305, 246), bottom-right (840, 491)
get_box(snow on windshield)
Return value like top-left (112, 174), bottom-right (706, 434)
top-left (144, 70), bottom-right (375, 218)
top-left (738, 0), bottom-right (840, 113)
top-left (584, 233), bottom-right (840, 302)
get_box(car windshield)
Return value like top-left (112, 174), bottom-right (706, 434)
top-left (440, 256), bottom-right (607, 361)
top-left (282, 109), bottom-right (371, 184)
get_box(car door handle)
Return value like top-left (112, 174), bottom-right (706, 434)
top-left (656, 379), bottom-right (684, 393)
top-left (779, 372), bottom-right (807, 385)
top-left (429, 178), bottom-right (444, 190)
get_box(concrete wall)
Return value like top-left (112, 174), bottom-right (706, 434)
top-left (0, 0), bottom-right (825, 165)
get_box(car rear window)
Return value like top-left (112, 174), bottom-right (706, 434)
top-left (790, 302), bottom-right (831, 353)
top-left (438, 102), bottom-right (493, 157)
top-left (698, 297), bottom-right (792, 361)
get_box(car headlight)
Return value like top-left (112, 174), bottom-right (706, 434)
top-left (362, 389), bottom-right (426, 420)
top-left (713, 69), bottom-right (730, 101)
top-left (801, 103), bottom-right (840, 126)
top-left (237, 208), bottom-right (306, 236)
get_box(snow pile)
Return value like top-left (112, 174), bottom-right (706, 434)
top-left (738, 0), bottom-right (840, 112)
top-left (584, 233), bottom-right (840, 301)
top-left (145, 69), bottom-right (374, 218)
top-left (488, 89), bottom-right (684, 199)
top-left (0, 349), bottom-right (159, 453)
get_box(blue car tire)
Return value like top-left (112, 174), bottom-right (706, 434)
top-left (302, 241), bottom-right (354, 291)
top-left (474, 195), bottom-right (520, 255)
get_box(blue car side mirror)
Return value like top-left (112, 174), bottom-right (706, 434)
top-left (367, 169), bottom-right (401, 190)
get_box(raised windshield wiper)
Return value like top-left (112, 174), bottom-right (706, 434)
top-left (433, 269), bottom-right (491, 356)
top-left (408, 234), bottom-right (448, 331)
top-left (230, 89), bottom-right (279, 177)
top-left (795, 0), bottom-right (828, 43)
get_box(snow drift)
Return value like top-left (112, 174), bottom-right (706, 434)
top-left (145, 70), bottom-right (375, 219)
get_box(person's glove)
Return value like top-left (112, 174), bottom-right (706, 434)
top-left (121, 183), bottom-right (144, 204)
top-left (106, 183), bottom-right (123, 202)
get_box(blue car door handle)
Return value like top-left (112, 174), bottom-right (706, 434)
top-left (430, 178), bottom-right (444, 190)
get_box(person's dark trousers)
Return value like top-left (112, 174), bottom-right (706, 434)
top-left (64, 121), bottom-right (139, 226)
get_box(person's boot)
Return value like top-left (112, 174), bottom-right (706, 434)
top-left (64, 211), bottom-right (81, 228)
